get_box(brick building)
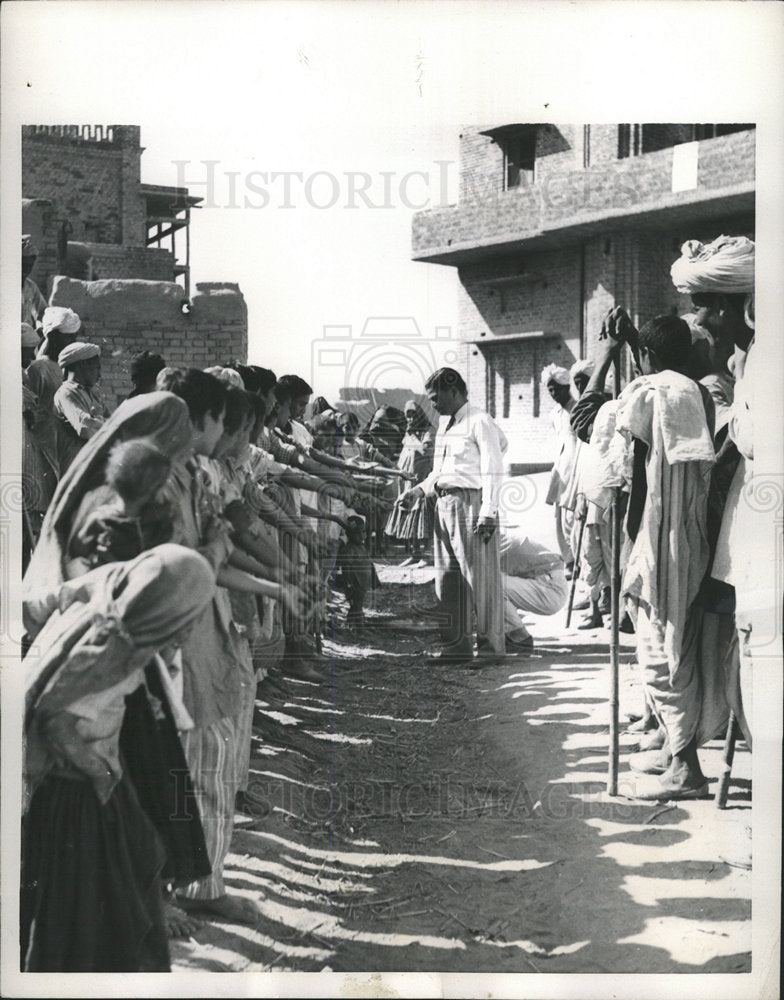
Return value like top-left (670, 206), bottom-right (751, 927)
top-left (22, 125), bottom-right (247, 405)
top-left (411, 123), bottom-right (755, 466)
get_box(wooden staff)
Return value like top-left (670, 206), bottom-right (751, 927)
top-left (607, 351), bottom-right (622, 796)
top-left (716, 711), bottom-right (739, 809)
top-left (564, 500), bottom-right (587, 629)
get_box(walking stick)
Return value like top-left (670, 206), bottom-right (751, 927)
top-left (564, 500), bottom-right (587, 628)
top-left (716, 711), bottom-right (739, 809)
top-left (607, 353), bottom-right (622, 796)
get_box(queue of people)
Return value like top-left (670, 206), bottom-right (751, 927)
top-left (18, 231), bottom-right (758, 970)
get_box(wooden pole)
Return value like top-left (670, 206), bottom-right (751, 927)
top-left (564, 506), bottom-right (587, 629)
top-left (716, 711), bottom-right (739, 809)
top-left (607, 353), bottom-right (622, 796)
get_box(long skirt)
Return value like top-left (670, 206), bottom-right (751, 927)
top-left (385, 493), bottom-right (432, 543)
top-left (20, 772), bottom-right (169, 972)
top-left (120, 672), bottom-right (211, 889)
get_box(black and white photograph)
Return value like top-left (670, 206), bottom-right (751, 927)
top-left (2, 2), bottom-right (782, 998)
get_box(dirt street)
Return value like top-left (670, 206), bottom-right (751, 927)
top-left (171, 562), bottom-right (752, 974)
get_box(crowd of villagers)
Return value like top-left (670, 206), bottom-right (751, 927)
top-left (17, 231), bottom-right (763, 970)
top-left (19, 236), bottom-right (438, 972)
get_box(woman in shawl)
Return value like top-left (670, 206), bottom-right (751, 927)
top-left (24, 306), bottom-right (82, 495)
top-left (23, 390), bottom-right (193, 631)
top-left (384, 400), bottom-right (435, 566)
top-left (21, 544), bottom-right (215, 971)
top-left (22, 391), bottom-right (215, 935)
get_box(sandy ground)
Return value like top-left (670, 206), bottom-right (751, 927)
top-left (170, 475), bottom-right (752, 974)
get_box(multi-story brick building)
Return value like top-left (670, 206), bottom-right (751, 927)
top-left (22, 125), bottom-right (247, 405)
top-left (412, 123), bottom-right (755, 467)
top-left (22, 125), bottom-right (201, 296)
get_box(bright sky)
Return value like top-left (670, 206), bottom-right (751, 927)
top-left (2, 1), bottom-right (783, 409)
top-left (3, 0), bottom-right (779, 405)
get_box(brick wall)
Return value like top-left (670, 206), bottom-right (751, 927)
top-left (534, 124), bottom-right (578, 181)
top-left (459, 127), bottom-right (504, 202)
top-left (83, 243), bottom-right (175, 282)
top-left (588, 124), bottom-right (621, 164)
top-left (412, 123), bottom-right (755, 466)
top-left (48, 277), bottom-right (248, 408)
top-left (413, 129), bottom-right (755, 258)
top-left (22, 125), bottom-right (145, 247)
top-left (22, 198), bottom-right (59, 297)
top-left (22, 197), bottom-right (175, 295)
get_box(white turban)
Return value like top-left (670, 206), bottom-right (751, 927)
top-left (541, 363), bottom-right (570, 386)
top-left (670, 235), bottom-right (755, 295)
top-left (570, 359), bottom-right (595, 380)
top-left (42, 306), bottom-right (82, 337)
top-left (58, 341), bottom-right (100, 369)
top-left (21, 323), bottom-right (39, 348)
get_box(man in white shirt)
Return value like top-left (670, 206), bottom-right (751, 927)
top-left (399, 367), bottom-right (507, 663)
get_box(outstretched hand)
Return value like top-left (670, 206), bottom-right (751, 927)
top-left (398, 486), bottom-right (424, 510)
top-left (599, 306), bottom-right (639, 355)
top-left (473, 515), bottom-right (496, 544)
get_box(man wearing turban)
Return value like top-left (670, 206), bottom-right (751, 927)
top-left (674, 236), bottom-right (757, 758)
top-left (543, 363), bottom-right (579, 572)
top-left (53, 341), bottom-right (110, 472)
top-left (21, 235), bottom-right (47, 332)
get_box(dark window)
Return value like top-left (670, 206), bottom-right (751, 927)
top-left (620, 122), bottom-right (755, 158)
top-left (504, 129), bottom-right (536, 189)
top-left (693, 123), bottom-right (755, 141)
top-left (618, 124), bottom-right (642, 159)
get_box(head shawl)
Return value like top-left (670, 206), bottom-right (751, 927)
top-left (58, 341), bottom-right (100, 369)
top-left (336, 410), bottom-right (360, 430)
top-left (25, 543), bottom-right (214, 722)
top-left (42, 306), bottom-right (82, 337)
top-left (403, 400), bottom-right (431, 433)
top-left (21, 323), bottom-right (39, 348)
top-left (22, 234), bottom-right (38, 257)
top-left (23, 391), bottom-right (193, 628)
top-left (541, 363), bottom-right (570, 386)
top-left (670, 235), bottom-right (755, 295)
top-left (569, 359), bottom-right (595, 380)
top-left (305, 395), bottom-right (334, 420)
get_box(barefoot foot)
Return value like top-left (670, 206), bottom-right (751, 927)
top-left (163, 901), bottom-right (203, 939)
top-left (177, 893), bottom-right (260, 925)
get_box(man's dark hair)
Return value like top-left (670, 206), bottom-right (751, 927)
top-left (131, 351), bottom-right (166, 388)
top-left (250, 366), bottom-right (278, 395)
top-left (274, 379), bottom-right (294, 405)
top-left (230, 363), bottom-right (261, 394)
top-left (425, 367), bottom-right (467, 396)
top-left (161, 368), bottom-right (228, 428)
top-left (223, 387), bottom-right (253, 436)
top-left (278, 374), bottom-right (313, 398)
top-left (246, 392), bottom-right (267, 437)
top-left (638, 315), bottom-right (692, 373)
top-left (40, 329), bottom-right (74, 361)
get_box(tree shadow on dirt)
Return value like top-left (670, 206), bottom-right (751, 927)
top-left (171, 584), bottom-right (751, 975)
